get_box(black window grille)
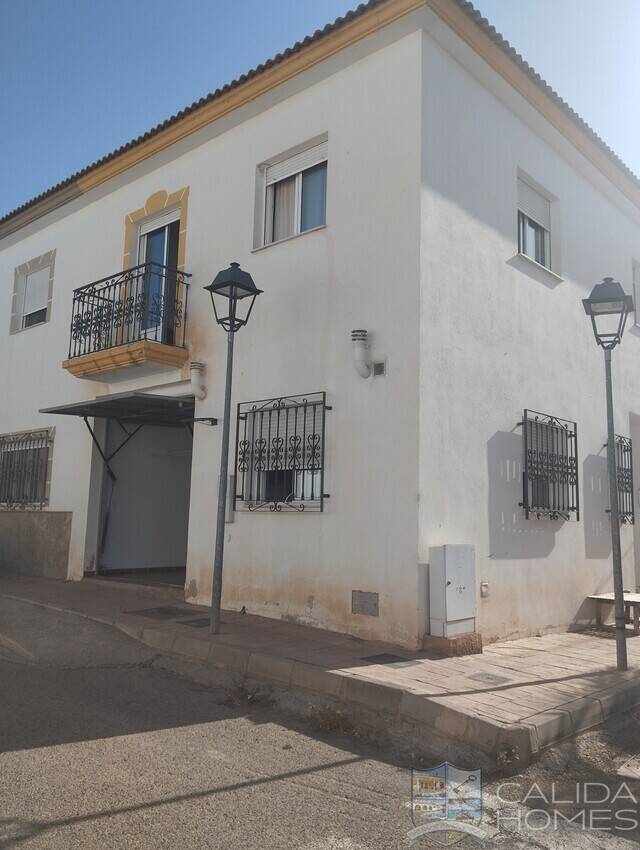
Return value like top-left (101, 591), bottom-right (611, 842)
top-left (234, 392), bottom-right (330, 512)
top-left (0, 429), bottom-right (52, 509)
top-left (615, 435), bottom-right (634, 524)
top-left (520, 410), bottom-right (579, 520)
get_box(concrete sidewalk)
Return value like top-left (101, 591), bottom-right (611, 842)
top-left (3, 575), bottom-right (640, 769)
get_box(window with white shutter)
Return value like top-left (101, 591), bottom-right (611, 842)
top-left (10, 251), bottom-right (55, 334)
top-left (261, 140), bottom-right (328, 246)
top-left (23, 267), bottom-right (50, 328)
top-left (517, 178), bottom-right (551, 269)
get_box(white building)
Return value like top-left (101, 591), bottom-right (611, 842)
top-left (2, 0), bottom-right (640, 649)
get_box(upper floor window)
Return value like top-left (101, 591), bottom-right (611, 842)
top-left (262, 140), bottom-right (327, 246)
top-left (517, 178), bottom-right (551, 270)
top-left (10, 250), bottom-right (55, 334)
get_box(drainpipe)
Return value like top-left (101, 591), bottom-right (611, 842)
top-left (190, 361), bottom-right (207, 400)
top-left (351, 329), bottom-right (371, 378)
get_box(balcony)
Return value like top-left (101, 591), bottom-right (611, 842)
top-left (62, 262), bottom-right (190, 380)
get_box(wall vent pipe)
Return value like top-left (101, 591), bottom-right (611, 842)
top-left (190, 361), bottom-right (207, 400)
top-left (351, 329), bottom-right (371, 379)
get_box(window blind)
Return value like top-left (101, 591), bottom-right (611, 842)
top-left (265, 140), bottom-right (328, 186)
top-left (517, 178), bottom-right (550, 230)
top-left (23, 267), bottom-right (49, 316)
top-left (139, 208), bottom-right (181, 236)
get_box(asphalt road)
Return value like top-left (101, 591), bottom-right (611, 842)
top-left (2, 597), bottom-right (640, 849)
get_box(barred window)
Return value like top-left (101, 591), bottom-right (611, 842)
top-left (520, 410), bottom-right (578, 520)
top-left (0, 429), bottom-right (53, 509)
top-left (234, 392), bottom-right (329, 512)
top-left (615, 435), bottom-right (634, 524)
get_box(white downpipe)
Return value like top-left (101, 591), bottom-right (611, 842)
top-left (351, 329), bottom-right (371, 379)
top-left (190, 361), bottom-right (207, 400)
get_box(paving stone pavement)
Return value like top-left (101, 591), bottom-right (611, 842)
top-left (2, 575), bottom-right (640, 768)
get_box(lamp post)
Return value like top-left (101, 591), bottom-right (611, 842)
top-left (583, 277), bottom-right (634, 671)
top-left (204, 262), bottom-right (262, 635)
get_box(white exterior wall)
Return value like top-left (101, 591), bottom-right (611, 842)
top-left (419, 22), bottom-right (640, 642)
top-left (0, 31), bottom-right (423, 647)
top-left (3, 6), bottom-right (640, 648)
top-left (185, 32), bottom-right (423, 646)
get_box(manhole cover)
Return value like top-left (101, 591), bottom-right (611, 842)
top-left (361, 653), bottom-right (415, 665)
top-left (125, 606), bottom-right (192, 620)
top-left (467, 672), bottom-right (510, 686)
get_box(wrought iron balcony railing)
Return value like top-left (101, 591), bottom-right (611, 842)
top-left (67, 262), bottom-right (190, 359)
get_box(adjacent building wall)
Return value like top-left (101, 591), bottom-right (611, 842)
top-left (419, 24), bottom-right (640, 641)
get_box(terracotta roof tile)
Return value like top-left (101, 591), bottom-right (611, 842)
top-left (1, 0), bottom-right (637, 230)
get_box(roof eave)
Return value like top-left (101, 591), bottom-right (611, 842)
top-left (1, 0), bottom-right (639, 241)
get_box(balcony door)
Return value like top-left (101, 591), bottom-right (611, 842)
top-left (138, 213), bottom-right (180, 343)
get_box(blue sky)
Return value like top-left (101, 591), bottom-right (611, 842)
top-left (1, 0), bottom-right (639, 219)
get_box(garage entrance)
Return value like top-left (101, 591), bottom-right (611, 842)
top-left (98, 417), bottom-right (192, 584)
top-left (41, 392), bottom-right (216, 588)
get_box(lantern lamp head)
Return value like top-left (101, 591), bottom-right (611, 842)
top-left (204, 262), bottom-right (262, 332)
top-left (582, 277), bottom-right (634, 350)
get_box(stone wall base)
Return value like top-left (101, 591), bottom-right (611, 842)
top-left (422, 631), bottom-right (483, 657)
top-left (0, 511), bottom-right (72, 579)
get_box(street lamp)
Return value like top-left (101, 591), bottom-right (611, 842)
top-left (204, 262), bottom-right (262, 634)
top-left (583, 277), bottom-right (634, 671)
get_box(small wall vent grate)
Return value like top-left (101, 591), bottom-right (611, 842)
top-left (352, 590), bottom-right (379, 616)
top-left (372, 361), bottom-right (386, 377)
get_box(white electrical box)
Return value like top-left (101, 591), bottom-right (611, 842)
top-left (429, 545), bottom-right (476, 637)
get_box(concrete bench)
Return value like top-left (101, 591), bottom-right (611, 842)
top-left (588, 592), bottom-right (640, 634)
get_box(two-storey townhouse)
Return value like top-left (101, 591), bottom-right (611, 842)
top-left (1, 0), bottom-right (640, 650)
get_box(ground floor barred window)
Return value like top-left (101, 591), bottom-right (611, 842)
top-left (0, 428), bottom-right (54, 509)
top-left (234, 392), bottom-right (329, 512)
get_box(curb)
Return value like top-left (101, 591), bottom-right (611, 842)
top-left (4, 590), bottom-right (640, 770)
top-left (86, 617), bottom-right (640, 768)
top-left (129, 615), bottom-right (526, 768)
top-left (0, 591), bottom-right (117, 629)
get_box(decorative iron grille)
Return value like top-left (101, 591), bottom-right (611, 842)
top-left (67, 262), bottom-right (190, 359)
top-left (0, 429), bottom-right (53, 509)
top-left (615, 435), bottom-right (634, 524)
top-left (234, 392), bottom-right (330, 512)
top-left (520, 409), bottom-right (579, 520)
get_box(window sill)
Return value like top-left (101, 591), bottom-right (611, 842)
top-left (516, 252), bottom-right (563, 282)
top-left (0, 504), bottom-right (48, 511)
top-left (236, 500), bottom-right (322, 513)
top-left (10, 319), bottom-right (49, 336)
top-left (252, 224), bottom-right (326, 253)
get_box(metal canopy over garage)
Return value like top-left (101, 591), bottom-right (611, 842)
top-left (40, 392), bottom-right (216, 481)
top-left (40, 391), bottom-right (199, 428)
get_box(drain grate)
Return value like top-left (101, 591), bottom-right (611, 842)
top-left (467, 672), bottom-right (510, 686)
top-left (125, 606), bottom-right (192, 620)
